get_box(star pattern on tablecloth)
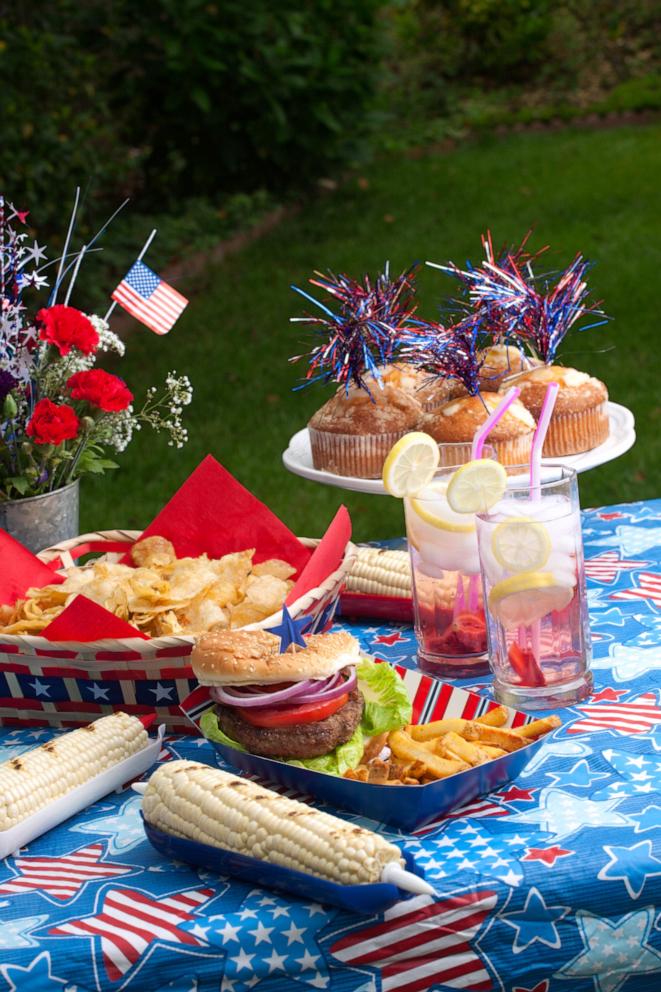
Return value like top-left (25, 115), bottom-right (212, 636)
top-left (420, 820), bottom-right (527, 887)
top-left (70, 795), bottom-right (146, 854)
top-left (592, 643), bottom-right (661, 681)
top-left (203, 888), bottom-right (336, 990)
top-left (0, 842), bottom-right (135, 905)
top-left (0, 915), bottom-right (48, 950)
top-left (593, 748), bottom-right (661, 800)
top-left (557, 907), bottom-right (661, 992)
top-left (522, 846), bottom-right (574, 868)
top-left (544, 760), bottom-right (610, 789)
top-left (501, 887), bottom-right (569, 953)
top-left (518, 739), bottom-right (593, 778)
top-left (0, 951), bottom-right (68, 991)
top-left (592, 525), bottom-right (661, 556)
top-left (597, 840), bottom-right (661, 899)
top-left (512, 982), bottom-right (549, 992)
top-left (47, 885), bottom-right (217, 983)
top-left (507, 788), bottom-right (634, 842)
top-left (630, 804), bottom-right (661, 834)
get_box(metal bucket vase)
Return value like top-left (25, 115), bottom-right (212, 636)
top-left (0, 479), bottom-right (80, 553)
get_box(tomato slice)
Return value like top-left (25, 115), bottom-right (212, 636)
top-left (239, 693), bottom-right (349, 728)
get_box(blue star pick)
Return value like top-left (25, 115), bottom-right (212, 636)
top-left (266, 604), bottom-right (308, 653)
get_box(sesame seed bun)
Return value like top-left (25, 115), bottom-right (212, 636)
top-left (191, 628), bottom-right (361, 685)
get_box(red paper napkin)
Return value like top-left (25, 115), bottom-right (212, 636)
top-left (287, 506), bottom-right (351, 604)
top-left (43, 595), bottom-right (149, 641)
top-left (0, 528), bottom-right (64, 606)
top-left (121, 455), bottom-right (311, 574)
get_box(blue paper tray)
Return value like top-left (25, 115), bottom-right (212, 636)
top-left (142, 817), bottom-right (426, 914)
top-left (181, 664), bottom-right (545, 833)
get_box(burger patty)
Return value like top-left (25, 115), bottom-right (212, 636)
top-left (215, 688), bottom-right (364, 759)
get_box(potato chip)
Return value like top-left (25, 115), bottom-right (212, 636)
top-left (0, 542), bottom-right (296, 639)
top-left (252, 559), bottom-right (296, 581)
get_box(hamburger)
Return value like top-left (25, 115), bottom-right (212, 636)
top-left (193, 628), bottom-right (412, 774)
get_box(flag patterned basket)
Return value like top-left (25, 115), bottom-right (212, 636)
top-left (0, 530), bottom-right (355, 733)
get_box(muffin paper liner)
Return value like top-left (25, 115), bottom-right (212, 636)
top-left (543, 402), bottom-right (610, 457)
top-left (309, 428), bottom-right (405, 479)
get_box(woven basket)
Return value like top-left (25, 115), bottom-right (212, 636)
top-left (0, 530), bottom-right (355, 733)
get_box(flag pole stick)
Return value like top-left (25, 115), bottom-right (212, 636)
top-left (63, 244), bottom-right (87, 306)
top-left (104, 227), bottom-right (157, 323)
top-left (50, 187), bottom-right (80, 305)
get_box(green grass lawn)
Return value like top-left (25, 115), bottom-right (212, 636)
top-left (82, 123), bottom-right (661, 544)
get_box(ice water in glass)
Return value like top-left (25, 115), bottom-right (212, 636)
top-left (476, 466), bottom-right (592, 709)
top-left (405, 463), bottom-right (490, 679)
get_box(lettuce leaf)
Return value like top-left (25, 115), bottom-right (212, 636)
top-left (356, 657), bottom-right (412, 736)
top-left (199, 708), bottom-right (246, 751)
top-left (288, 725), bottom-right (364, 776)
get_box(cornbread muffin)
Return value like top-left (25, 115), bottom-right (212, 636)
top-left (477, 344), bottom-right (541, 392)
top-left (309, 383), bottom-right (423, 478)
top-left (381, 363), bottom-right (461, 411)
top-left (507, 365), bottom-right (609, 456)
top-left (422, 392), bottom-right (536, 466)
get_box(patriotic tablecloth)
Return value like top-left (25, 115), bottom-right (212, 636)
top-left (2, 499), bottom-right (661, 992)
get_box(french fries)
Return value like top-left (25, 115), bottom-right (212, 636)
top-left (343, 706), bottom-right (559, 786)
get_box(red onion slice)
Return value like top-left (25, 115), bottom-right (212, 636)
top-left (294, 667), bottom-right (356, 703)
top-left (210, 679), bottom-right (315, 707)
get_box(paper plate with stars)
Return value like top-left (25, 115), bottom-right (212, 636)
top-left (180, 665), bottom-right (549, 832)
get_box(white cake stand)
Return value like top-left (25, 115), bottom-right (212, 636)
top-left (282, 402), bottom-right (636, 495)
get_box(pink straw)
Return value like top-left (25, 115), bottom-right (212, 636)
top-left (529, 382), bottom-right (559, 498)
top-left (471, 386), bottom-right (521, 460)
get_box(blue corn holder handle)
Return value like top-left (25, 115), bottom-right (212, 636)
top-left (180, 662), bottom-right (547, 833)
top-left (142, 816), bottom-right (428, 914)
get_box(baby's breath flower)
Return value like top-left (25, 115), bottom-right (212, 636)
top-left (86, 314), bottom-right (126, 357)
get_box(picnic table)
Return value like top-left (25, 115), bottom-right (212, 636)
top-left (1, 499), bottom-right (660, 992)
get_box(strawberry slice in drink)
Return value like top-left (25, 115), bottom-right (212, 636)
top-left (508, 642), bottom-right (546, 687)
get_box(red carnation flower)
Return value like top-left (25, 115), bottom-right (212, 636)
top-left (26, 399), bottom-right (80, 446)
top-left (36, 305), bottom-right (99, 356)
top-left (67, 369), bottom-right (133, 413)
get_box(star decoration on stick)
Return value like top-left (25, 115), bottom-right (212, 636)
top-left (267, 605), bottom-right (308, 653)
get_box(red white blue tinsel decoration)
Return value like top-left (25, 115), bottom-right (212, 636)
top-left (290, 263), bottom-right (418, 393)
top-left (427, 232), bottom-right (608, 363)
top-left (402, 314), bottom-right (486, 397)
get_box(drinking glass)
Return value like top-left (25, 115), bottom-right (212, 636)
top-left (475, 465), bottom-right (592, 709)
top-left (404, 444), bottom-right (494, 679)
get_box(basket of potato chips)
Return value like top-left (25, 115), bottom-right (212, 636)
top-left (0, 456), bottom-right (354, 732)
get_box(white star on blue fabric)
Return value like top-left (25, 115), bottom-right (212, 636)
top-left (594, 525), bottom-right (661, 556)
top-left (28, 678), bottom-right (50, 697)
top-left (266, 605), bottom-right (308, 652)
top-left (507, 788), bottom-right (634, 842)
top-left (594, 749), bottom-right (661, 800)
top-left (422, 820), bottom-right (526, 886)
top-left (70, 795), bottom-right (145, 853)
top-left (501, 887), bottom-right (568, 953)
top-left (519, 739), bottom-right (593, 778)
top-left (591, 643), bottom-right (661, 682)
top-left (557, 908), bottom-right (661, 992)
top-left (198, 888), bottom-right (335, 991)
top-left (545, 759), bottom-right (611, 790)
top-left (0, 951), bottom-right (67, 991)
top-left (0, 915), bottom-right (48, 950)
top-left (86, 682), bottom-right (110, 701)
top-left (597, 840), bottom-right (661, 899)
top-left (150, 682), bottom-right (175, 702)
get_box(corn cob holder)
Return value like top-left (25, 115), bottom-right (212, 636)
top-left (0, 712), bottom-right (165, 859)
top-left (135, 761), bottom-right (434, 912)
top-left (341, 546), bottom-right (413, 622)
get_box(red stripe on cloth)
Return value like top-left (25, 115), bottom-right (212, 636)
top-left (428, 681), bottom-right (455, 721)
top-left (98, 669), bottom-right (148, 680)
top-left (0, 660), bottom-right (31, 672)
top-left (0, 644), bottom-right (20, 655)
top-left (0, 715), bottom-right (50, 726)
top-left (40, 665), bottom-right (87, 676)
top-left (158, 665), bottom-right (194, 679)
top-left (0, 697), bottom-right (45, 709)
top-left (44, 700), bottom-right (104, 713)
top-left (155, 648), bottom-right (193, 660)
top-left (460, 693), bottom-right (480, 720)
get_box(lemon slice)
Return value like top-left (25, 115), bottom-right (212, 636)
top-left (410, 486), bottom-right (475, 533)
top-left (488, 571), bottom-right (574, 626)
top-left (446, 459), bottom-right (507, 514)
top-left (382, 432), bottom-right (440, 498)
top-left (491, 518), bottom-right (551, 572)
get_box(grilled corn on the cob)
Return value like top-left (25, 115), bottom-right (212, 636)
top-left (143, 760), bottom-right (404, 884)
top-left (345, 547), bottom-right (412, 598)
top-left (0, 712), bottom-right (148, 830)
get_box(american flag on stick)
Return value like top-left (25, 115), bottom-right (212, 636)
top-left (111, 260), bottom-right (188, 335)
